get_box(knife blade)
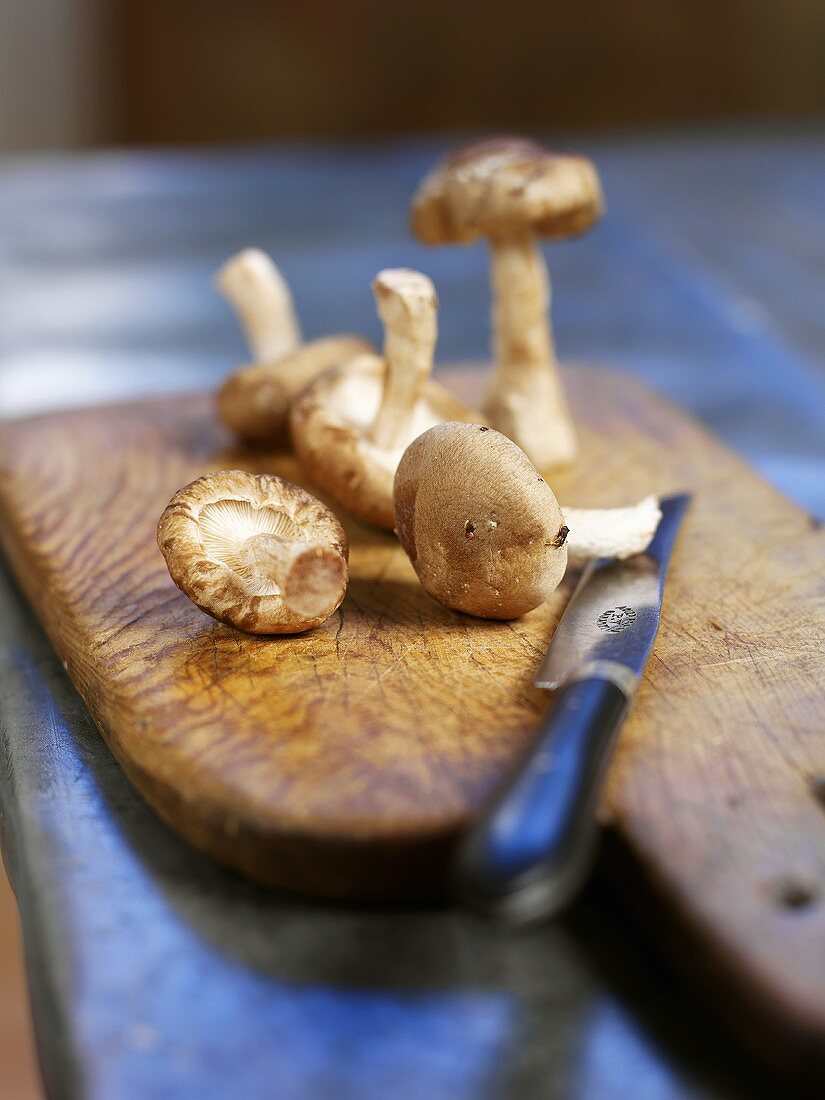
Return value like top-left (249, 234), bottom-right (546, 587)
top-left (453, 493), bottom-right (691, 923)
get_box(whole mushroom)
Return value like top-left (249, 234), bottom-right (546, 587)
top-left (411, 136), bottom-right (604, 470)
top-left (215, 248), bottom-right (373, 446)
top-left (290, 268), bottom-right (483, 529)
top-left (157, 470), bottom-right (348, 634)
top-left (394, 422), bottom-right (660, 620)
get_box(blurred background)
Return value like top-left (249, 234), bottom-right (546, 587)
top-left (1, 4), bottom-right (824, 1098)
top-left (2, 0), bottom-right (825, 151)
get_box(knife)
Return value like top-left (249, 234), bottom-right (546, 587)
top-left (453, 493), bottom-right (691, 923)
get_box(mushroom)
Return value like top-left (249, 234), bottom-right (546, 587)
top-left (393, 422), bottom-right (661, 620)
top-left (215, 248), bottom-right (373, 446)
top-left (411, 136), bottom-right (604, 470)
top-left (215, 246), bottom-right (301, 362)
top-left (290, 268), bottom-right (483, 529)
top-left (157, 470), bottom-right (348, 633)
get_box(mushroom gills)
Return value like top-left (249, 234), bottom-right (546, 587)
top-left (199, 499), bottom-right (302, 595)
top-left (327, 364), bottom-right (451, 472)
top-left (159, 471), bottom-right (348, 634)
top-left (198, 497), bottom-right (346, 618)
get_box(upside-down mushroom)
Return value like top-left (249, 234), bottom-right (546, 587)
top-left (290, 268), bottom-right (482, 529)
top-left (157, 470), bottom-right (348, 634)
top-left (215, 248), bottom-right (373, 446)
top-left (393, 422), bottom-right (660, 620)
top-left (411, 136), bottom-right (603, 470)
top-left (215, 246), bottom-right (301, 362)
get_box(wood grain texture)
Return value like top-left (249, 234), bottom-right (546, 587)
top-left (0, 864), bottom-right (41, 1100)
top-left (0, 367), bottom-right (823, 1067)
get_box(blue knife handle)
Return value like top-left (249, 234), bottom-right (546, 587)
top-left (454, 676), bottom-right (630, 922)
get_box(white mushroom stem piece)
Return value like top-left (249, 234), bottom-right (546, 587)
top-left (563, 496), bottom-right (662, 560)
top-left (214, 248), bottom-right (374, 447)
top-left (393, 422), bottom-right (662, 620)
top-left (215, 248), bottom-right (301, 362)
top-left (157, 471), bottom-right (348, 634)
top-left (291, 268), bottom-right (483, 530)
top-left (411, 136), bottom-right (604, 470)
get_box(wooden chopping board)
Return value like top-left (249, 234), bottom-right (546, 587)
top-left (0, 367), bottom-right (824, 1069)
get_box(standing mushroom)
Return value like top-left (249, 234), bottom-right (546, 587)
top-left (157, 470), bottom-right (348, 634)
top-left (394, 422), bottom-right (660, 620)
top-left (411, 136), bottom-right (604, 470)
top-left (216, 248), bottom-right (373, 447)
top-left (290, 268), bottom-right (483, 529)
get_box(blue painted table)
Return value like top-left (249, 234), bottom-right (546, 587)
top-left (1, 129), bottom-right (824, 1099)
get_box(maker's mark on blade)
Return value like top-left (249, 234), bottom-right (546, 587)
top-left (596, 605), bottom-right (637, 633)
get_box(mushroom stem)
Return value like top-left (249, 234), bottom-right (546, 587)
top-left (242, 533), bottom-right (346, 619)
top-left (215, 248), bottom-right (301, 362)
top-left (369, 269), bottom-right (437, 450)
top-left (491, 230), bottom-right (555, 373)
top-left (563, 496), bottom-right (662, 560)
top-left (483, 231), bottom-right (577, 468)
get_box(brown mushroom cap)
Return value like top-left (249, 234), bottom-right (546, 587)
top-left (393, 422), bottom-right (569, 619)
top-left (217, 334), bottom-right (373, 447)
top-left (157, 470), bottom-right (349, 634)
top-left (291, 354), bottom-right (478, 529)
top-left (411, 136), bottom-right (603, 245)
